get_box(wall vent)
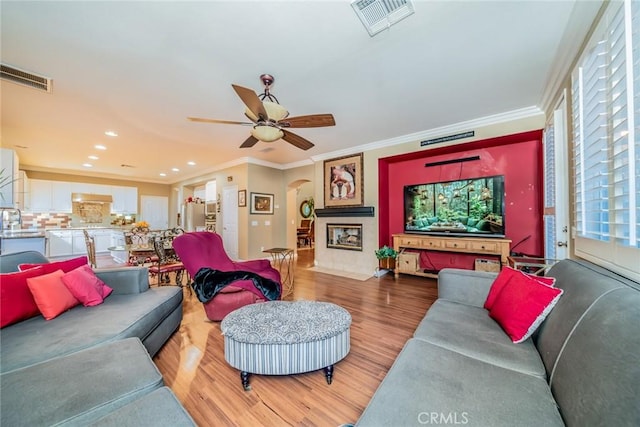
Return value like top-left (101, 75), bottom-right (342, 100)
top-left (1, 64), bottom-right (52, 92)
top-left (351, 0), bottom-right (414, 37)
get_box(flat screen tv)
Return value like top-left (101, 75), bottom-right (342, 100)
top-left (404, 175), bottom-right (505, 238)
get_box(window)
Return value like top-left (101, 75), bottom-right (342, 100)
top-left (571, 0), bottom-right (639, 281)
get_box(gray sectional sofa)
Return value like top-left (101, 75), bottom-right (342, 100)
top-left (356, 259), bottom-right (640, 426)
top-left (0, 251), bottom-right (195, 426)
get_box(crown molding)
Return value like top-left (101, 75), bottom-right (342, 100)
top-left (308, 106), bottom-right (543, 163)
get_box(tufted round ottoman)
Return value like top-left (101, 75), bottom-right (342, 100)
top-left (221, 300), bottom-right (352, 390)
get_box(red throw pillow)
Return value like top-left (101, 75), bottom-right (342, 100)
top-left (61, 265), bottom-right (105, 307)
top-left (19, 256), bottom-right (88, 274)
top-left (27, 270), bottom-right (80, 320)
top-left (484, 266), bottom-right (556, 310)
top-left (0, 266), bottom-right (45, 328)
top-left (62, 264), bottom-right (113, 307)
top-left (489, 274), bottom-right (563, 343)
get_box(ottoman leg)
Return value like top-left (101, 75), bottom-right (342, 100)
top-left (241, 371), bottom-right (251, 391)
top-left (324, 365), bottom-right (334, 384)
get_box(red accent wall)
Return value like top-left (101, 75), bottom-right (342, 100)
top-left (379, 130), bottom-right (544, 271)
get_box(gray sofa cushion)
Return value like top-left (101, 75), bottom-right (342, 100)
top-left (0, 338), bottom-right (163, 427)
top-left (550, 287), bottom-right (640, 426)
top-left (535, 259), bottom-right (631, 379)
top-left (414, 299), bottom-right (546, 378)
top-left (89, 387), bottom-right (196, 427)
top-left (437, 268), bottom-right (497, 307)
top-left (356, 338), bottom-right (563, 427)
top-left (0, 250), bottom-right (48, 273)
top-left (0, 287), bottom-right (182, 373)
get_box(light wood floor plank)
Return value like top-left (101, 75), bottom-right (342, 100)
top-left (146, 251), bottom-right (438, 426)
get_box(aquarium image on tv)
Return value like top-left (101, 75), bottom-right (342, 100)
top-left (404, 175), bottom-right (505, 237)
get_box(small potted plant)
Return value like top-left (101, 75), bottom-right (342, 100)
top-left (375, 245), bottom-right (399, 270)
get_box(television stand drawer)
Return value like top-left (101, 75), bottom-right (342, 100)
top-left (469, 241), bottom-right (499, 252)
top-left (422, 239), bottom-right (442, 249)
top-left (399, 237), bottom-right (422, 247)
top-left (444, 240), bottom-right (467, 250)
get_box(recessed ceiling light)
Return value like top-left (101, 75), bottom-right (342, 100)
top-left (187, 161), bottom-right (196, 166)
top-left (83, 163), bottom-right (93, 168)
top-left (159, 173), bottom-right (167, 177)
top-left (172, 168), bottom-right (180, 172)
top-left (88, 155), bottom-right (99, 160)
top-left (95, 145), bottom-right (107, 150)
top-left (105, 131), bottom-right (118, 137)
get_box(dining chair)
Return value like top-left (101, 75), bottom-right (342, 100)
top-left (297, 220), bottom-right (314, 248)
top-left (123, 227), bottom-right (157, 265)
top-left (82, 229), bottom-right (97, 268)
top-left (148, 235), bottom-right (186, 287)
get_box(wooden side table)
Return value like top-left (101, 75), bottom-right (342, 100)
top-left (263, 247), bottom-right (295, 298)
top-left (508, 256), bottom-right (558, 276)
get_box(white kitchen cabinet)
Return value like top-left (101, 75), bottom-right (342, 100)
top-left (16, 170), bottom-right (30, 211)
top-left (0, 148), bottom-right (20, 209)
top-left (30, 180), bottom-right (73, 212)
top-left (47, 230), bottom-right (73, 258)
top-left (87, 229), bottom-right (112, 253)
top-left (72, 230), bottom-right (87, 255)
top-left (111, 186), bottom-right (137, 213)
top-left (123, 187), bottom-right (137, 213)
top-left (30, 180), bottom-right (53, 212)
top-left (51, 181), bottom-right (73, 212)
top-left (111, 230), bottom-right (125, 247)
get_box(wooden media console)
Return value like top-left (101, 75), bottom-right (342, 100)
top-left (392, 233), bottom-right (511, 279)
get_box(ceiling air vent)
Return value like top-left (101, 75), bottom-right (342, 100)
top-left (1, 64), bottom-right (52, 93)
top-left (351, 0), bottom-right (414, 37)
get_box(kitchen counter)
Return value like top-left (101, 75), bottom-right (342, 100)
top-left (45, 226), bottom-right (133, 231)
top-left (0, 230), bottom-right (47, 239)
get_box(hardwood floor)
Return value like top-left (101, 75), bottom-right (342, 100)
top-left (128, 250), bottom-right (437, 426)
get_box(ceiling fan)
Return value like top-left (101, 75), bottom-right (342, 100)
top-left (188, 74), bottom-right (335, 151)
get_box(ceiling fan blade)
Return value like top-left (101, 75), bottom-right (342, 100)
top-left (188, 117), bottom-right (253, 126)
top-left (282, 130), bottom-right (315, 150)
top-left (240, 135), bottom-right (259, 148)
top-left (232, 84), bottom-right (268, 121)
top-left (278, 114), bottom-right (335, 128)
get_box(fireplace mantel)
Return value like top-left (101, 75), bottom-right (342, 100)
top-left (314, 207), bottom-right (375, 217)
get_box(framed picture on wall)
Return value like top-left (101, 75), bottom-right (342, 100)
top-left (324, 153), bottom-right (363, 208)
top-left (238, 190), bottom-right (246, 207)
top-left (250, 192), bottom-right (274, 215)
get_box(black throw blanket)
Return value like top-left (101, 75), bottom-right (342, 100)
top-left (192, 267), bottom-right (281, 303)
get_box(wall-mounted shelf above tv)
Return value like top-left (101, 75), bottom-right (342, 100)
top-left (315, 206), bottom-right (375, 217)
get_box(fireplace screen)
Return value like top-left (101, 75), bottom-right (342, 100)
top-left (326, 223), bottom-right (363, 251)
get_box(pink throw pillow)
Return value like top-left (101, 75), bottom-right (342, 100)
top-left (61, 265), bottom-right (105, 307)
top-left (0, 266), bottom-right (45, 328)
top-left (489, 274), bottom-right (563, 343)
top-left (27, 270), bottom-right (80, 320)
top-left (484, 266), bottom-right (556, 310)
top-left (19, 256), bottom-right (88, 274)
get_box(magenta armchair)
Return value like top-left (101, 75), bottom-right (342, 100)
top-left (172, 232), bottom-right (281, 321)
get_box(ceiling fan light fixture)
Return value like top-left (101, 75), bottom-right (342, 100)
top-left (251, 125), bottom-right (284, 142)
top-left (245, 101), bottom-right (289, 122)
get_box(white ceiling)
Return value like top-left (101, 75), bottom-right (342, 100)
top-left (1, 1), bottom-right (602, 185)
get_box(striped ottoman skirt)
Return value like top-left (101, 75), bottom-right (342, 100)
top-left (221, 300), bottom-right (351, 390)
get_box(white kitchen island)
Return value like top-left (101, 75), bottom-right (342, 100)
top-left (0, 230), bottom-right (47, 255)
